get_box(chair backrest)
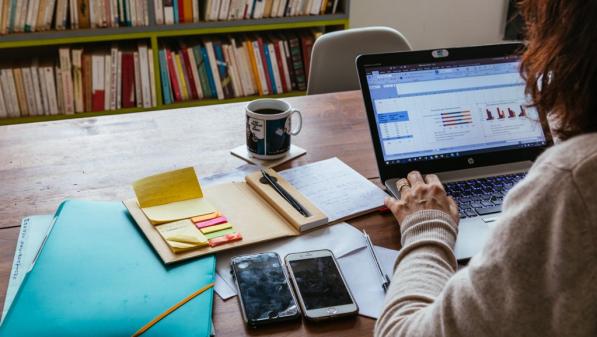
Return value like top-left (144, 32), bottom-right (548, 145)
top-left (306, 26), bottom-right (412, 95)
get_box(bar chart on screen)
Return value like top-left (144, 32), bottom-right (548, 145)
top-left (485, 104), bottom-right (528, 120)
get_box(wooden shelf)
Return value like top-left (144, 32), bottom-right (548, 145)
top-left (0, 1), bottom-right (350, 125)
top-left (0, 15), bottom-right (348, 49)
top-left (0, 91), bottom-right (306, 126)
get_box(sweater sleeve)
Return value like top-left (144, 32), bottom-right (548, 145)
top-left (374, 161), bottom-right (596, 337)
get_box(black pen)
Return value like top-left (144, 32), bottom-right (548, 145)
top-left (363, 230), bottom-right (391, 293)
top-left (260, 169), bottom-right (310, 217)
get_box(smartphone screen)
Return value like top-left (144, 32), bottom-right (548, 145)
top-left (232, 253), bottom-right (299, 325)
top-left (288, 256), bottom-right (354, 310)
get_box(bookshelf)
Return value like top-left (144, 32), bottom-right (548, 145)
top-left (0, 1), bottom-right (350, 125)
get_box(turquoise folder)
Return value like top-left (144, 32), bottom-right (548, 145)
top-left (0, 200), bottom-right (215, 337)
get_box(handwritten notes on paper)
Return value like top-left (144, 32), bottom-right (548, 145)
top-left (279, 157), bottom-right (387, 222)
top-left (132, 167), bottom-right (216, 224)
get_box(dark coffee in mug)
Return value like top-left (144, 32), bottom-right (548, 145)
top-left (253, 109), bottom-right (284, 115)
top-left (245, 99), bottom-right (302, 160)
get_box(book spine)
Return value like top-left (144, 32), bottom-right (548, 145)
top-left (204, 41), bottom-right (224, 99)
top-left (272, 39), bottom-right (288, 93)
top-left (182, 0), bottom-right (192, 22)
top-left (133, 51), bottom-right (142, 107)
top-left (116, 50), bottom-right (122, 108)
top-left (154, 0), bottom-right (163, 24)
top-left (4, 69), bottom-right (20, 116)
top-left (257, 37), bottom-right (273, 95)
top-left (277, 38), bottom-right (292, 92)
top-left (43, 0), bottom-right (56, 30)
top-left (174, 52), bottom-right (189, 100)
top-left (71, 49), bottom-right (84, 113)
top-left (77, 0), bottom-right (90, 29)
top-left (21, 67), bottom-right (36, 115)
top-left (147, 47), bottom-right (157, 107)
top-left (158, 48), bottom-right (173, 104)
top-left (109, 47), bottom-right (118, 110)
top-left (199, 44), bottom-right (217, 98)
top-left (193, 45), bottom-right (211, 98)
top-left (69, 0), bottom-right (79, 29)
top-left (186, 47), bottom-right (203, 99)
top-left (82, 53), bottom-right (92, 112)
top-left (43, 66), bottom-right (58, 115)
top-left (59, 48), bottom-right (75, 114)
top-left (267, 42), bottom-right (283, 94)
top-left (222, 43), bottom-right (240, 97)
top-left (245, 39), bottom-right (262, 95)
top-left (13, 68), bottom-right (27, 116)
top-left (213, 41), bottom-right (232, 98)
top-left (165, 49), bottom-right (182, 101)
top-left (0, 0), bottom-right (8, 35)
top-left (250, 39), bottom-right (268, 95)
top-left (54, 65), bottom-right (65, 113)
top-left (300, 32), bottom-right (315, 80)
top-left (180, 46), bottom-right (198, 99)
top-left (218, 0), bottom-right (230, 20)
top-left (0, 73), bottom-right (7, 118)
top-left (172, 0), bottom-right (179, 23)
top-left (121, 52), bottom-right (135, 108)
top-left (36, 66), bottom-right (50, 115)
top-left (91, 54), bottom-right (105, 112)
top-left (289, 34), bottom-right (306, 90)
top-left (104, 53), bottom-right (112, 110)
top-left (163, 0), bottom-right (173, 24)
top-left (138, 44), bottom-right (152, 107)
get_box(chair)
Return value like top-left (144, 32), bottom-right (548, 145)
top-left (306, 26), bottom-right (412, 95)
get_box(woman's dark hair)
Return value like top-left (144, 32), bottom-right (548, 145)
top-left (518, 0), bottom-right (597, 139)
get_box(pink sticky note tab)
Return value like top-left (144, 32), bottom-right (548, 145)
top-left (194, 216), bottom-right (228, 229)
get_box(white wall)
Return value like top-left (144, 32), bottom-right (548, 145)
top-left (349, 0), bottom-right (510, 50)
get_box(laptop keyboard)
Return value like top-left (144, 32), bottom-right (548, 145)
top-left (444, 172), bottom-right (526, 219)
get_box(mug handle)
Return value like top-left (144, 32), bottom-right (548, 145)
top-left (290, 109), bottom-right (302, 136)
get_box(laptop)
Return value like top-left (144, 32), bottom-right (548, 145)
top-left (356, 43), bottom-right (552, 260)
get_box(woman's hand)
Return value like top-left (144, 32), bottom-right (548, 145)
top-left (384, 171), bottom-right (459, 225)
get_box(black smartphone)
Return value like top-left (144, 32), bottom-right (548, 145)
top-left (230, 252), bottom-right (301, 327)
top-left (285, 249), bottom-right (358, 321)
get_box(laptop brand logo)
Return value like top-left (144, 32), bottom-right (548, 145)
top-left (432, 49), bottom-right (449, 58)
top-left (468, 157), bottom-right (475, 165)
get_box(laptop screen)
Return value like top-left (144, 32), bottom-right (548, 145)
top-left (364, 56), bottom-right (548, 164)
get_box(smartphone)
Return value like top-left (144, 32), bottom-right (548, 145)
top-left (285, 249), bottom-right (358, 321)
top-left (230, 252), bottom-right (301, 327)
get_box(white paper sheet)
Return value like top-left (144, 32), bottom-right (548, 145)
top-left (338, 245), bottom-right (400, 319)
top-left (215, 222), bottom-right (369, 296)
top-left (279, 157), bottom-right (387, 222)
top-left (2, 215), bottom-right (53, 323)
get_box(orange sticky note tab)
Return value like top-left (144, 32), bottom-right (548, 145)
top-left (191, 212), bottom-right (221, 223)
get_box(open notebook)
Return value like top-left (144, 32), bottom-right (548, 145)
top-left (124, 157), bottom-right (388, 264)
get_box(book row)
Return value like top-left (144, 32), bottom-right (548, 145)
top-left (156, 0), bottom-right (341, 24)
top-left (159, 30), bottom-right (319, 103)
top-left (0, 0), bottom-right (150, 34)
top-left (0, 43), bottom-right (158, 118)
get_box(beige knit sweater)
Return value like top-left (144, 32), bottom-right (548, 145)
top-left (375, 133), bottom-right (597, 337)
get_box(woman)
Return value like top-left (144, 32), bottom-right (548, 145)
top-left (375, 1), bottom-right (597, 336)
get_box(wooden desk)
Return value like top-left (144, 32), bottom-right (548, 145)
top-left (0, 91), bottom-right (401, 337)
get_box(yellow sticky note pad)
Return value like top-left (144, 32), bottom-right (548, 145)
top-left (132, 167), bottom-right (217, 224)
top-left (200, 222), bottom-right (233, 234)
top-left (156, 219), bottom-right (209, 253)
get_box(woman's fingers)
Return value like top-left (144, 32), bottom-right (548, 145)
top-left (407, 171), bottom-right (425, 187)
top-left (424, 174), bottom-right (445, 192)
